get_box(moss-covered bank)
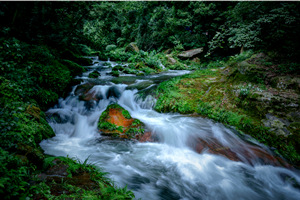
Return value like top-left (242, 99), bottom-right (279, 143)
top-left (0, 38), bottom-right (134, 199)
top-left (154, 51), bottom-right (300, 166)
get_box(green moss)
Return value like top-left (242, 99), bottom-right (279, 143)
top-left (99, 122), bottom-right (117, 131)
top-left (122, 110), bottom-right (131, 119)
top-left (88, 70), bottom-right (100, 78)
top-left (154, 59), bottom-right (300, 165)
top-left (113, 65), bottom-right (124, 72)
top-left (111, 70), bottom-right (120, 77)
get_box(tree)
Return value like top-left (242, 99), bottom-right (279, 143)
top-left (207, 2), bottom-right (300, 59)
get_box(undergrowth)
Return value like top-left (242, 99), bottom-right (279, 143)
top-left (0, 38), bottom-right (135, 199)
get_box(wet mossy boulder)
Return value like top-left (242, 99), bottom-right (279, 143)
top-left (88, 70), bottom-right (100, 78)
top-left (110, 70), bottom-right (120, 77)
top-left (98, 104), bottom-right (144, 139)
top-left (74, 82), bottom-right (97, 101)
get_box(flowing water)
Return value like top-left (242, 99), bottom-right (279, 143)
top-left (40, 58), bottom-right (300, 200)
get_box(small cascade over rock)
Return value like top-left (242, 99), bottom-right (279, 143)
top-left (40, 56), bottom-right (300, 200)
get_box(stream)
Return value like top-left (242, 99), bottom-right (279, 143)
top-left (40, 57), bottom-right (300, 200)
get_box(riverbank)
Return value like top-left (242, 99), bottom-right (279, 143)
top-left (1, 36), bottom-right (299, 198)
top-left (0, 38), bottom-right (134, 199)
top-left (153, 51), bottom-right (300, 166)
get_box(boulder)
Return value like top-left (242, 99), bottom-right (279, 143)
top-left (178, 48), bottom-right (203, 59)
top-left (138, 131), bottom-right (154, 142)
top-left (166, 54), bottom-right (177, 65)
top-left (262, 114), bottom-right (291, 136)
top-left (190, 137), bottom-right (290, 167)
top-left (191, 57), bottom-right (200, 63)
top-left (88, 70), bottom-right (100, 78)
top-left (74, 83), bottom-right (98, 101)
top-left (98, 104), bottom-right (145, 139)
top-left (125, 42), bottom-right (139, 53)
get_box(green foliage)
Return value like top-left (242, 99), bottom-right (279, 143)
top-left (105, 47), bottom-right (133, 61)
top-left (61, 59), bottom-right (87, 76)
top-left (41, 156), bottom-right (135, 199)
top-left (277, 63), bottom-right (299, 74)
top-left (228, 50), bottom-right (254, 63)
top-left (238, 83), bottom-right (254, 99)
top-left (111, 70), bottom-right (120, 77)
top-left (0, 148), bottom-right (31, 199)
top-left (0, 38), bottom-right (81, 109)
top-left (125, 50), bottom-right (165, 75)
top-left (106, 44), bottom-right (117, 52)
top-left (207, 2), bottom-right (300, 60)
top-left (74, 44), bottom-right (95, 56)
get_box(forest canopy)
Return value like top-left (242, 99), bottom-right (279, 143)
top-left (1, 1), bottom-right (299, 60)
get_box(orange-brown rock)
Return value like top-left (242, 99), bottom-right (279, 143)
top-left (191, 137), bottom-right (290, 168)
top-left (137, 131), bottom-right (153, 142)
top-left (98, 104), bottom-right (145, 139)
top-left (194, 138), bottom-right (240, 161)
top-left (106, 107), bottom-right (134, 128)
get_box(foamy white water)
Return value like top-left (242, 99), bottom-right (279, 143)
top-left (41, 58), bottom-right (300, 200)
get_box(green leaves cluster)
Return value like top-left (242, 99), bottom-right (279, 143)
top-left (207, 2), bottom-right (300, 59)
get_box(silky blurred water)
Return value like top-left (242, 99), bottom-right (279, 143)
top-left (41, 59), bottom-right (300, 200)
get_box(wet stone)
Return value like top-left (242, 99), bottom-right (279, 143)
top-left (97, 103), bottom-right (145, 139)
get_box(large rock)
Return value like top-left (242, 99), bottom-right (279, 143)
top-left (178, 48), bottom-right (203, 59)
top-left (262, 114), bottom-right (291, 136)
top-left (88, 70), bottom-right (100, 78)
top-left (125, 42), bottom-right (139, 53)
top-left (98, 104), bottom-right (145, 139)
top-left (166, 54), bottom-right (177, 65)
top-left (190, 137), bottom-right (290, 167)
top-left (74, 83), bottom-right (97, 101)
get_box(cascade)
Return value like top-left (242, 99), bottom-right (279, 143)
top-left (41, 58), bottom-right (300, 200)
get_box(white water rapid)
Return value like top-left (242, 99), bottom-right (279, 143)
top-left (40, 58), bottom-right (300, 200)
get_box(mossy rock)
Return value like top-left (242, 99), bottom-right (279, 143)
top-left (88, 70), bottom-right (100, 78)
top-left (112, 65), bottom-right (124, 72)
top-left (98, 103), bottom-right (144, 139)
top-left (125, 42), bottom-right (139, 53)
top-left (110, 70), bottom-right (120, 77)
top-left (123, 67), bottom-right (138, 75)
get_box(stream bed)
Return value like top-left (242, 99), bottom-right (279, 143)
top-left (40, 57), bottom-right (300, 200)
